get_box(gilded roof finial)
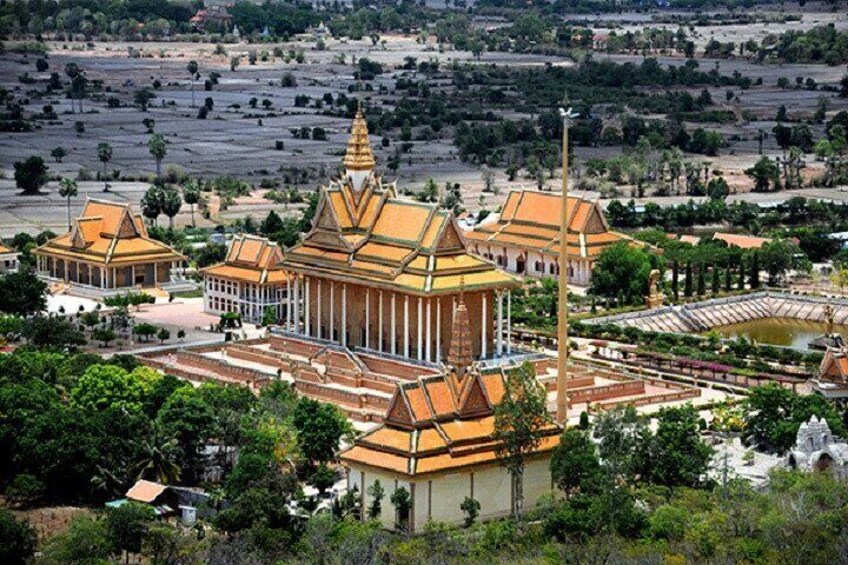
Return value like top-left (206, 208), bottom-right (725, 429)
top-left (343, 105), bottom-right (376, 172)
top-left (448, 276), bottom-right (473, 381)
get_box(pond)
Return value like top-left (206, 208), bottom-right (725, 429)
top-left (712, 318), bottom-right (847, 351)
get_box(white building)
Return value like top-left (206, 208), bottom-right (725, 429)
top-left (787, 415), bottom-right (848, 478)
top-left (200, 235), bottom-right (290, 324)
top-left (0, 244), bottom-right (18, 273)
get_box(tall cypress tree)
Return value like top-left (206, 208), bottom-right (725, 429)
top-left (672, 260), bottom-right (680, 300)
top-left (712, 266), bottom-right (721, 295)
top-left (684, 261), bottom-right (693, 297)
top-left (724, 259), bottom-right (733, 292)
top-left (697, 266), bottom-right (706, 296)
top-left (749, 252), bottom-right (760, 289)
top-left (738, 256), bottom-right (746, 290)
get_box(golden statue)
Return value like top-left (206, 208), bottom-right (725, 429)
top-left (825, 304), bottom-right (835, 336)
top-left (645, 269), bottom-right (665, 309)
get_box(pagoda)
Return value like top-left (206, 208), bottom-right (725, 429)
top-left (281, 110), bottom-right (520, 364)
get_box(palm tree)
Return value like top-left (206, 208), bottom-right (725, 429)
top-left (140, 185), bottom-right (163, 226)
top-left (182, 181), bottom-right (200, 226)
top-left (148, 133), bottom-right (167, 178)
top-left (187, 60), bottom-right (198, 108)
top-left (130, 422), bottom-right (182, 484)
top-left (97, 142), bottom-right (113, 191)
top-left (64, 62), bottom-right (79, 113)
top-left (58, 177), bottom-right (78, 230)
top-left (160, 186), bottom-right (182, 229)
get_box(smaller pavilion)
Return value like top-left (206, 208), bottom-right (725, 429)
top-left (201, 235), bottom-right (290, 324)
top-left (34, 199), bottom-right (186, 297)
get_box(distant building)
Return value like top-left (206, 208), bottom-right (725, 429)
top-left (201, 235), bottom-right (290, 324)
top-left (786, 416), bottom-right (848, 478)
top-left (465, 190), bottom-right (638, 286)
top-left (190, 5), bottom-right (233, 31)
top-left (34, 199), bottom-right (186, 298)
top-left (0, 244), bottom-right (18, 273)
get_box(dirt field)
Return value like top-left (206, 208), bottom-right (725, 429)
top-left (1, 6), bottom-right (847, 237)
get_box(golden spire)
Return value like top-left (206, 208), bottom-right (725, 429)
top-left (448, 276), bottom-right (473, 380)
top-left (343, 106), bottom-right (376, 172)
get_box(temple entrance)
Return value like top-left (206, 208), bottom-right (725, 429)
top-left (814, 453), bottom-right (834, 473)
top-left (516, 254), bottom-right (526, 274)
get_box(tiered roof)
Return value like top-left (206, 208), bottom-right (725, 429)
top-left (466, 190), bottom-right (635, 259)
top-left (283, 113), bottom-right (519, 295)
top-left (340, 368), bottom-right (560, 476)
top-left (820, 347), bottom-right (848, 384)
top-left (201, 235), bottom-right (289, 285)
top-left (35, 199), bottom-right (183, 266)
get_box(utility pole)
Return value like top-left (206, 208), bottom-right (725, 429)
top-left (556, 107), bottom-right (578, 424)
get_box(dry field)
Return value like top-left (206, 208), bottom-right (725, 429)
top-left (0, 6), bottom-right (847, 237)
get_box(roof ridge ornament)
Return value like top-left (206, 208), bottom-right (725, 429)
top-left (343, 108), bottom-right (376, 193)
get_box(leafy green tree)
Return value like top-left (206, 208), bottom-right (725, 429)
top-left (182, 181), bottom-right (200, 226)
top-left (494, 362), bottom-right (553, 518)
top-left (292, 397), bottom-right (350, 466)
top-left (366, 480), bottom-right (384, 519)
top-left (637, 404), bottom-right (713, 487)
top-left (0, 509), bottom-right (36, 565)
top-left (593, 405), bottom-right (645, 485)
top-left (70, 364), bottom-right (143, 413)
top-left (461, 496), bottom-right (481, 527)
top-left (156, 387), bottom-right (214, 481)
top-left (140, 185), bottom-right (163, 226)
top-left (760, 239), bottom-right (804, 285)
top-left (97, 142), bottom-right (112, 191)
top-left (0, 271), bottom-right (47, 316)
top-left (589, 242), bottom-right (657, 305)
top-left (105, 502), bottom-right (155, 562)
top-left (42, 515), bottom-right (111, 564)
top-left (159, 187), bottom-right (182, 229)
top-left (744, 383), bottom-right (845, 453)
top-left (93, 327), bottom-right (116, 347)
top-left (684, 261), bottom-right (693, 297)
top-left (186, 60), bottom-right (198, 108)
top-left (157, 328), bottom-right (170, 343)
top-left (390, 487), bottom-right (411, 531)
top-left (696, 265), bottom-right (706, 296)
top-left (51, 146), bottom-right (67, 163)
top-left (148, 133), bottom-right (167, 178)
top-left (21, 314), bottom-right (86, 348)
top-left (13, 156), bottom-right (49, 195)
top-left (746, 156), bottom-right (781, 192)
top-left (550, 428), bottom-right (601, 497)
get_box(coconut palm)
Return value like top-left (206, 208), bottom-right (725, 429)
top-left (130, 421), bottom-right (182, 484)
top-left (58, 177), bottom-right (78, 230)
top-left (148, 133), bottom-right (167, 178)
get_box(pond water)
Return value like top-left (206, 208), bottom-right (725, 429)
top-left (712, 318), bottom-right (848, 351)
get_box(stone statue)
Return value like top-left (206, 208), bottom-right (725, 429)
top-left (825, 304), bottom-right (835, 336)
top-left (645, 269), bottom-right (665, 309)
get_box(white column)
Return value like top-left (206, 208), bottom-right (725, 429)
top-left (417, 297), bottom-right (423, 361)
top-left (293, 276), bottom-right (300, 334)
top-left (286, 278), bottom-right (292, 332)
top-left (507, 290), bottom-right (512, 355)
top-left (317, 279), bottom-right (323, 339)
top-left (341, 283), bottom-right (347, 347)
top-left (403, 295), bottom-right (410, 358)
top-left (436, 297), bottom-right (441, 363)
top-left (330, 282), bottom-right (335, 342)
top-left (481, 291), bottom-right (487, 359)
top-left (378, 290), bottom-right (384, 352)
top-left (365, 288), bottom-right (371, 349)
top-left (391, 293), bottom-right (397, 355)
top-left (497, 291), bottom-right (504, 356)
top-left (305, 277), bottom-right (311, 337)
top-left (131, 265), bottom-right (136, 286)
top-left (426, 298), bottom-right (432, 362)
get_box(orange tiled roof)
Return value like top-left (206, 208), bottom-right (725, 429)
top-left (201, 235), bottom-right (289, 285)
top-left (339, 369), bottom-right (561, 477)
top-left (713, 232), bottom-right (772, 250)
top-left (34, 199), bottom-right (183, 266)
top-left (467, 189), bottom-right (639, 260)
top-left (283, 157), bottom-right (517, 296)
top-left (126, 479), bottom-right (168, 503)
